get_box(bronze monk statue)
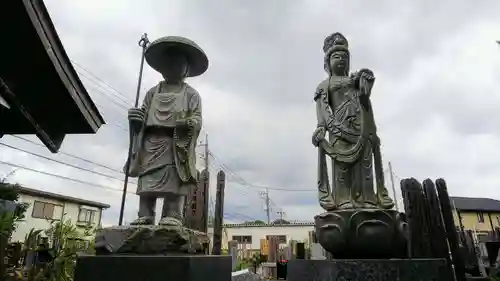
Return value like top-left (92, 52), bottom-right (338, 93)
top-left (312, 32), bottom-right (394, 211)
top-left (124, 36), bottom-right (207, 227)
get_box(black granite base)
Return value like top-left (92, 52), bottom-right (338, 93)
top-left (74, 254), bottom-right (232, 281)
top-left (287, 258), bottom-right (451, 281)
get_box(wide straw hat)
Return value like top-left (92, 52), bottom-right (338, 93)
top-left (145, 36), bottom-right (209, 77)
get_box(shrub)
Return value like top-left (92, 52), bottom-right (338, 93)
top-left (0, 183), bottom-right (28, 280)
top-left (6, 218), bottom-right (96, 281)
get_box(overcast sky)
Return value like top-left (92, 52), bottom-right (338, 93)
top-left (2, 0), bottom-right (500, 226)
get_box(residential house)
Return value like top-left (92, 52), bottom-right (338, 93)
top-left (10, 186), bottom-right (110, 242)
top-left (209, 221), bottom-right (314, 252)
top-left (451, 196), bottom-right (500, 240)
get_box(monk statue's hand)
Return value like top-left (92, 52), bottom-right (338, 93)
top-left (312, 126), bottom-right (326, 147)
top-left (128, 108), bottom-right (145, 131)
top-left (175, 118), bottom-right (192, 128)
top-left (128, 108), bottom-right (145, 121)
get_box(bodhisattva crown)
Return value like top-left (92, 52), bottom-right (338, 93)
top-left (323, 32), bottom-right (349, 53)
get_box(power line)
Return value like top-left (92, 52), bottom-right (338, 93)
top-left (71, 60), bottom-right (135, 105)
top-left (207, 149), bottom-right (281, 219)
top-left (0, 159), bottom-right (135, 195)
top-left (225, 211), bottom-right (261, 222)
top-left (232, 182), bottom-right (314, 192)
top-left (10, 135), bottom-right (128, 176)
top-left (208, 149), bottom-right (313, 193)
top-left (221, 166), bottom-right (394, 192)
top-left (79, 74), bottom-right (131, 111)
top-left (70, 60), bottom-right (141, 132)
top-left (81, 80), bottom-right (131, 131)
top-left (0, 142), bottom-right (210, 202)
top-left (208, 151), bottom-right (252, 186)
top-left (0, 142), bottom-right (136, 184)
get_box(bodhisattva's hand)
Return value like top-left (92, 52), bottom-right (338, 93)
top-left (360, 73), bottom-right (375, 90)
top-left (345, 76), bottom-right (356, 87)
top-left (357, 69), bottom-right (375, 83)
top-left (361, 72), bottom-right (375, 81)
top-left (312, 126), bottom-right (326, 147)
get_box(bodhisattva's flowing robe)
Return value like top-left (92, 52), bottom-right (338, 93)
top-left (314, 75), bottom-right (379, 210)
top-left (124, 81), bottom-right (201, 196)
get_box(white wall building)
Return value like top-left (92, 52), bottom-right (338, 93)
top-left (209, 222), bottom-right (315, 250)
top-left (10, 186), bottom-right (110, 242)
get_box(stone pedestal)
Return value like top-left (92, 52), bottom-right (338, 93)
top-left (287, 259), bottom-right (450, 281)
top-left (94, 225), bottom-right (209, 255)
top-left (314, 209), bottom-right (407, 258)
top-left (74, 255), bottom-right (232, 281)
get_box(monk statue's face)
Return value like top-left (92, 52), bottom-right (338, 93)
top-left (160, 49), bottom-right (189, 82)
top-left (329, 51), bottom-right (349, 75)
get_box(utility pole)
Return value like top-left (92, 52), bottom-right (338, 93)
top-left (201, 133), bottom-right (210, 233)
top-left (265, 189), bottom-right (270, 224)
top-left (276, 210), bottom-right (285, 225)
top-left (388, 161), bottom-right (399, 212)
top-left (204, 133), bottom-right (211, 226)
top-left (204, 132), bottom-right (209, 172)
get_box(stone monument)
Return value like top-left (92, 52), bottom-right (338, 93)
top-left (286, 32), bottom-right (449, 281)
top-left (211, 170), bottom-right (226, 255)
top-left (75, 36), bottom-right (231, 281)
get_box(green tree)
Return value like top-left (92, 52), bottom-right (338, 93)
top-left (272, 219), bottom-right (290, 225)
top-left (0, 182), bottom-right (28, 280)
top-left (0, 182), bottom-right (21, 202)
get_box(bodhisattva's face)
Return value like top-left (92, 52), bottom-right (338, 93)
top-left (160, 49), bottom-right (188, 82)
top-left (329, 51), bottom-right (349, 75)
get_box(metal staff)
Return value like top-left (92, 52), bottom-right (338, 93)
top-left (118, 33), bottom-right (150, 226)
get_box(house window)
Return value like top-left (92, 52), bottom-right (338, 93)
top-left (478, 212), bottom-right (485, 223)
top-left (266, 235), bottom-right (287, 244)
top-left (32, 201), bottom-right (55, 219)
top-left (232, 235), bottom-right (252, 244)
top-left (78, 208), bottom-right (96, 224)
top-left (477, 232), bottom-right (489, 243)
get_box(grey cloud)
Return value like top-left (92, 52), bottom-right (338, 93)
top-left (3, 0), bottom-right (500, 224)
